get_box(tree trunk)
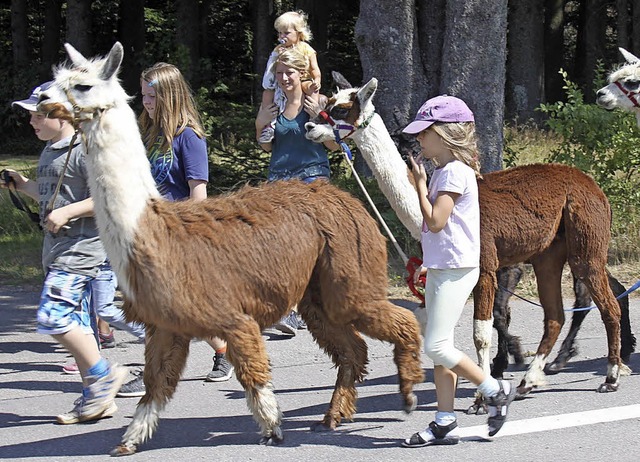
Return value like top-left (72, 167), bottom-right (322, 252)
top-left (11, 0), bottom-right (29, 68)
top-left (118, 0), bottom-right (145, 98)
top-left (355, 0), bottom-right (427, 135)
top-left (633, 0), bottom-right (640, 52)
top-left (176, 0), bottom-right (200, 81)
top-left (252, 0), bottom-right (276, 105)
top-left (505, 0), bottom-right (545, 124)
top-left (416, 0), bottom-right (446, 99)
top-left (574, 0), bottom-right (607, 102)
top-left (544, 0), bottom-right (566, 103)
top-left (618, 0), bottom-right (630, 49)
top-left (41, 0), bottom-right (62, 80)
top-left (441, 0), bottom-right (508, 173)
top-left (66, 0), bottom-right (93, 56)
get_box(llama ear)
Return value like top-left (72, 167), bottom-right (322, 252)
top-left (356, 78), bottom-right (378, 105)
top-left (619, 47), bottom-right (640, 64)
top-left (99, 42), bottom-right (124, 80)
top-left (332, 71), bottom-right (353, 90)
top-left (64, 43), bottom-right (89, 67)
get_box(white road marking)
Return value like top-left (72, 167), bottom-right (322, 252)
top-left (458, 404), bottom-right (640, 440)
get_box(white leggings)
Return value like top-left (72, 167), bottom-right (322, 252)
top-left (423, 266), bottom-right (480, 369)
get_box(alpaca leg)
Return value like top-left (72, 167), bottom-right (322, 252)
top-left (492, 265), bottom-right (525, 378)
top-left (580, 269), bottom-right (626, 392)
top-left (518, 248), bottom-right (567, 396)
top-left (547, 275), bottom-right (589, 374)
top-left (473, 270), bottom-right (497, 376)
top-left (352, 301), bottom-right (424, 414)
top-left (112, 326), bottom-right (191, 456)
top-left (225, 317), bottom-right (283, 445)
top-left (467, 270), bottom-right (497, 415)
top-left (304, 311), bottom-right (370, 432)
top-left (606, 274), bottom-right (635, 363)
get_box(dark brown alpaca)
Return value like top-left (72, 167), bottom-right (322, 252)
top-left (305, 75), bottom-right (631, 400)
top-left (42, 43), bottom-right (424, 456)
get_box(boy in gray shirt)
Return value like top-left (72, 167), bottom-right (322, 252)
top-left (2, 82), bottom-right (128, 424)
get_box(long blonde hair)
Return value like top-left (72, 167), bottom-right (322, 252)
top-left (431, 122), bottom-right (482, 178)
top-left (139, 62), bottom-right (205, 152)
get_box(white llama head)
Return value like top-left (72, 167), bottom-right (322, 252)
top-left (596, 47), bottom-right (640, 125)
top-left (39, 42), bottom-right (130, 117)
top-left (305, 71), bottom-right (378, 143)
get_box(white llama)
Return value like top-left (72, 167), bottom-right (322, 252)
top-left (305, 76), bottom-right (628, 398)
top-left (40, 42), bottom-right (424, 456)
top-left (596, 47), bottom-right (640, 125)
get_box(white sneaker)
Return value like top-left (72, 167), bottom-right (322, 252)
top-left (81, 363), bottom-right (128, 420)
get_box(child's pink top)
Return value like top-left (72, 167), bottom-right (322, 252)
top-left (420, 160), bottom-right (480, 269)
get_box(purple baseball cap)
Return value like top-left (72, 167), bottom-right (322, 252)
top-left (402, 95), bottom-right (474, 134)
top-left (11, 81), bottom-right (54, 112)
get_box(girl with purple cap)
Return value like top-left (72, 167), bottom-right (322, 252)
top-left (401, 95), bottom-right (516, 447)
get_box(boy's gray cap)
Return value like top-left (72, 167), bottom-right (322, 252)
top-left (12, 81), bottom-right (54, 112)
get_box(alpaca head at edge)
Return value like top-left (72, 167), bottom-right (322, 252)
top-left (596, 47), bottom-right (640, 125)
top-left (305, 75), bottom-right (378, 143)
top-left (39, 42), bottom-right (130, 117)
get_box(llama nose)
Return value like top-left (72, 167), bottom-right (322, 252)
top-left (596, 89), bottom-right (606, 98)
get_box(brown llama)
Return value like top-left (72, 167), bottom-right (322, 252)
top-left (40, 42), bottom-right (424, 456)
top-left (305, 74), bottom-right (632, 401)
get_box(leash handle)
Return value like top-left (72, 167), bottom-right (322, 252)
top-left (1, 169), bottom-right (41, 227)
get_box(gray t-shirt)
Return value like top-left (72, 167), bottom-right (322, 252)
top-left (38, 136), bottom-right (106, 276)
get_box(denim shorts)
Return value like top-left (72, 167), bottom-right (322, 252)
top-left (36, 268), bottom-right (94, 335)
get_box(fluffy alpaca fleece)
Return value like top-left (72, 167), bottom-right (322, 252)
top-left (306, 76), bottom-right (630, 397)
top-left (41, 42), bottom-right (424, 456)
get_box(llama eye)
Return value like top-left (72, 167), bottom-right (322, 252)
top-left (74, 84), bottom-right (92, 92)
top-left (330, 107), bottom-right (349, 120)
top-left (625, 79), bottom-right (640, 91)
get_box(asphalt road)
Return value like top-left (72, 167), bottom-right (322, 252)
top-left (1, 284), bottom-right (639, 461)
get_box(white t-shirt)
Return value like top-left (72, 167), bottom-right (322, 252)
top-left (421, 160), bottom-right (480, 269)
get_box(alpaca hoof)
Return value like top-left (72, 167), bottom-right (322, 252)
top-left (311, 421), bottom-right (335, 432)
top-left (110, 444), bottom-right (137, 457)
top-left (259, 435), bottom-right (283, 446)
top-left (403, 393), bottom-right (418, 414)
top-left (466, 399), bottom-right (487, 415)
top-left (597, 382), bottom-right (619, 393)
top-left (259, 427), bottom-right (283, 446)
top-left (515, 385), bottom-right (532, 399)
top-left (546, 348), bottom-right (577, 375)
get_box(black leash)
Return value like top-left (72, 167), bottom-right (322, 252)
top-left (1, 169), bottom-right (41, 228)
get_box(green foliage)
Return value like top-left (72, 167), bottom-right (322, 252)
top-left (538, 69), bottom-right (640, 258)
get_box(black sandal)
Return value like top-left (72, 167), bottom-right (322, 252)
top-left (401, 421), bottom-right (459, 447)
top-left (487, 380), bottom-right (516, 436)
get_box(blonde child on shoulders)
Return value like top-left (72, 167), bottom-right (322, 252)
top-left (258, 10), bottom-right (321, 144)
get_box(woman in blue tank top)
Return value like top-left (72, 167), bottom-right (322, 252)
top-left (255, 48), bottom-right (338, 182)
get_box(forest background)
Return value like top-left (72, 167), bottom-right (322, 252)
top-left (1, 0), bottom-right (640, 286)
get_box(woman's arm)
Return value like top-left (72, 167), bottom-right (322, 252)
top-left (256, 102), bottom-right (278, 151)
top-left (188, 179), bottom-right (207, 202)
top-left (303, 95), bottom-right (339, 151)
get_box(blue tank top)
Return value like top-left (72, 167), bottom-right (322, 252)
top-left (268, 110), bottom-right (330, 181)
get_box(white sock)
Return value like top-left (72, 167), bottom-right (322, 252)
top-left (435, 411), bottom-right (457, 426)
top-left (478, 376), bottom-right (501, 397)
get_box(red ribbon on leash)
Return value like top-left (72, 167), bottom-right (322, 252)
top-left (405, 256), bottom-right (426, 303)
